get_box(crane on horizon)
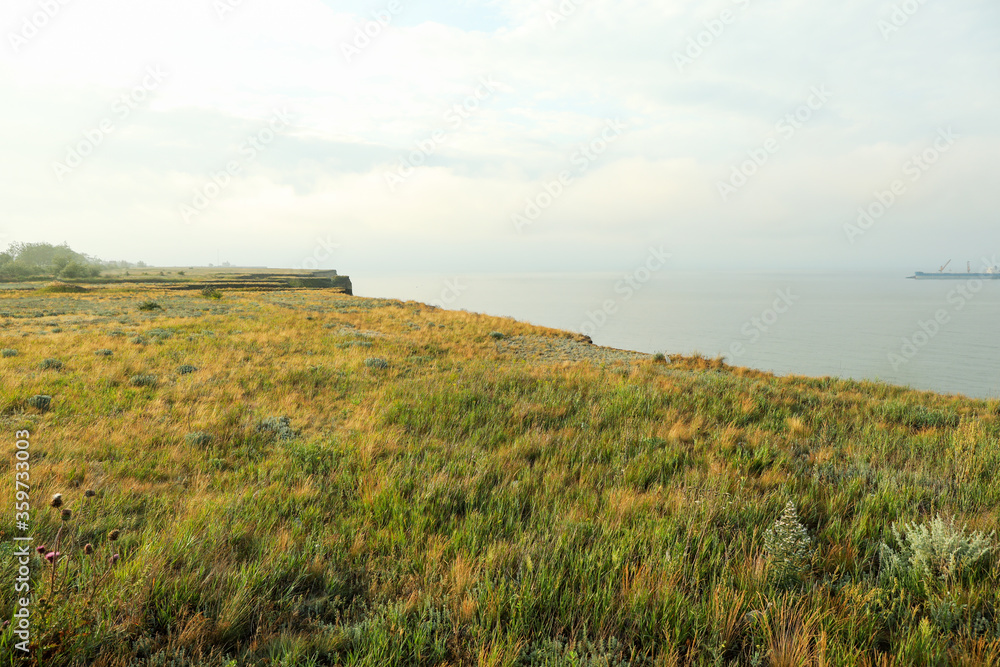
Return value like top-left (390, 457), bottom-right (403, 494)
top-left (939, 259), bottom-right (952, 273)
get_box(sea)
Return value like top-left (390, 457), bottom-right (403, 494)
top-left (357, 271), bottom-right (1000, 400)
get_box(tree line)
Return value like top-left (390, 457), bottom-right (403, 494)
top-left (0, 242), bottom-right (141, 280)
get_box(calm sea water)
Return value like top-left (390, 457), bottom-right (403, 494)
top-left (356, 272), bottom-right (1000, 400)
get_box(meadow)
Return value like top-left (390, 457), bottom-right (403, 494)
top-left (0, 284), bottom-right (998, 666)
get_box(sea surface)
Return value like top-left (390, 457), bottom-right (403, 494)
top-left (356, 271), bottom-right (1000, 400)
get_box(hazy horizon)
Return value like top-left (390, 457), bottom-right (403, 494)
top-left (2, 0), bottom-right (998, 275)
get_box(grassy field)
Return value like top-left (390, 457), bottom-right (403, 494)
top-left (0, 285), bottom-right (998, 666)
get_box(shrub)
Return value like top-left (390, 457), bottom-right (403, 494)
top-left (185, 432), bottom-right (213, 447)
top-left (488, 331), bottom-right (505, 340)
top-left (41, 358), bottom-right (64, 370)
top-left (28, 395), bottom-right (52, 411)
top-left (652, 352), bottom-right (667, 363)
top-left (200, 287), bottom-right (222, 299)
top-left (364, 357), bottom-right (389, 370)
top-left (880, 515), bottom-right (995, 587)
top-left (523, 637), bottom-right (630, 667)
top-left (764, 501), bottom-right (813, 584)
top-left (130, 374), bottom-right (158, 388)
top-left (256, 416), bottom-right (297, 441)
top-left (95, 349), bottom-right (113, 357)
top-left (137, 301), bottom-right (162, 312)
top-left (58, 261), bottom-right (100, 279)
top-left (177, 364), bottom-right (197, 375)
top-left (2, 349), bottom-right (17, 357)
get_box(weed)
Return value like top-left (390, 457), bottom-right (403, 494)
top-left (41, 358), bottom-right (64, 370)
top-left (138, 300), bottom-right (162, 311)
top-left (2, 348), bottom-right (17, 357)
top-left (364, 357), bottom-right (389, 370)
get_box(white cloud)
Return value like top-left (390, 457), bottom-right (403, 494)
top-left (0, 0), bottom-right (998, 270)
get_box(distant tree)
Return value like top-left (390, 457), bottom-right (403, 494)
top-left (59, 260), bottom-right (100, 279)
top-left (0, 241), bottom-right (120, 280)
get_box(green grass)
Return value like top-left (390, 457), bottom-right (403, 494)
top-left (0, 286), bottom-right (998, 665)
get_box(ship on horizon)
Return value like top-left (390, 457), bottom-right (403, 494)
top-left (909, 259), bottom-right (1000, 280)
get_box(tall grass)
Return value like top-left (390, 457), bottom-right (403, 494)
top-left (0, 286), bottom-right (998, 665)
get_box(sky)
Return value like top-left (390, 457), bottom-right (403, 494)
top-left (1, 0), bottom-right (998, 274)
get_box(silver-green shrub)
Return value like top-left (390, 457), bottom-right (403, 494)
top-left (130, 374), bottom-right (158, 388)
top-left (763, 501), bottom-right (813, 584)
top-left (879, 515), bottom-right (994, 586)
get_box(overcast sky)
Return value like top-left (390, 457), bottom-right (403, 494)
top-left (1, 0), bottom-right (997, 273)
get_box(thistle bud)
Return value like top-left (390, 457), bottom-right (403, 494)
top-left (84, 543), bottom-right (94, 555)
top-left (51, 493), bottom-right (63, 508)
top-left (61, 508), bottom-right (72, 521)
top-left (108, 529), bottom-right (120, 541)
top-left (85, 489), bottom-right (96, 498)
